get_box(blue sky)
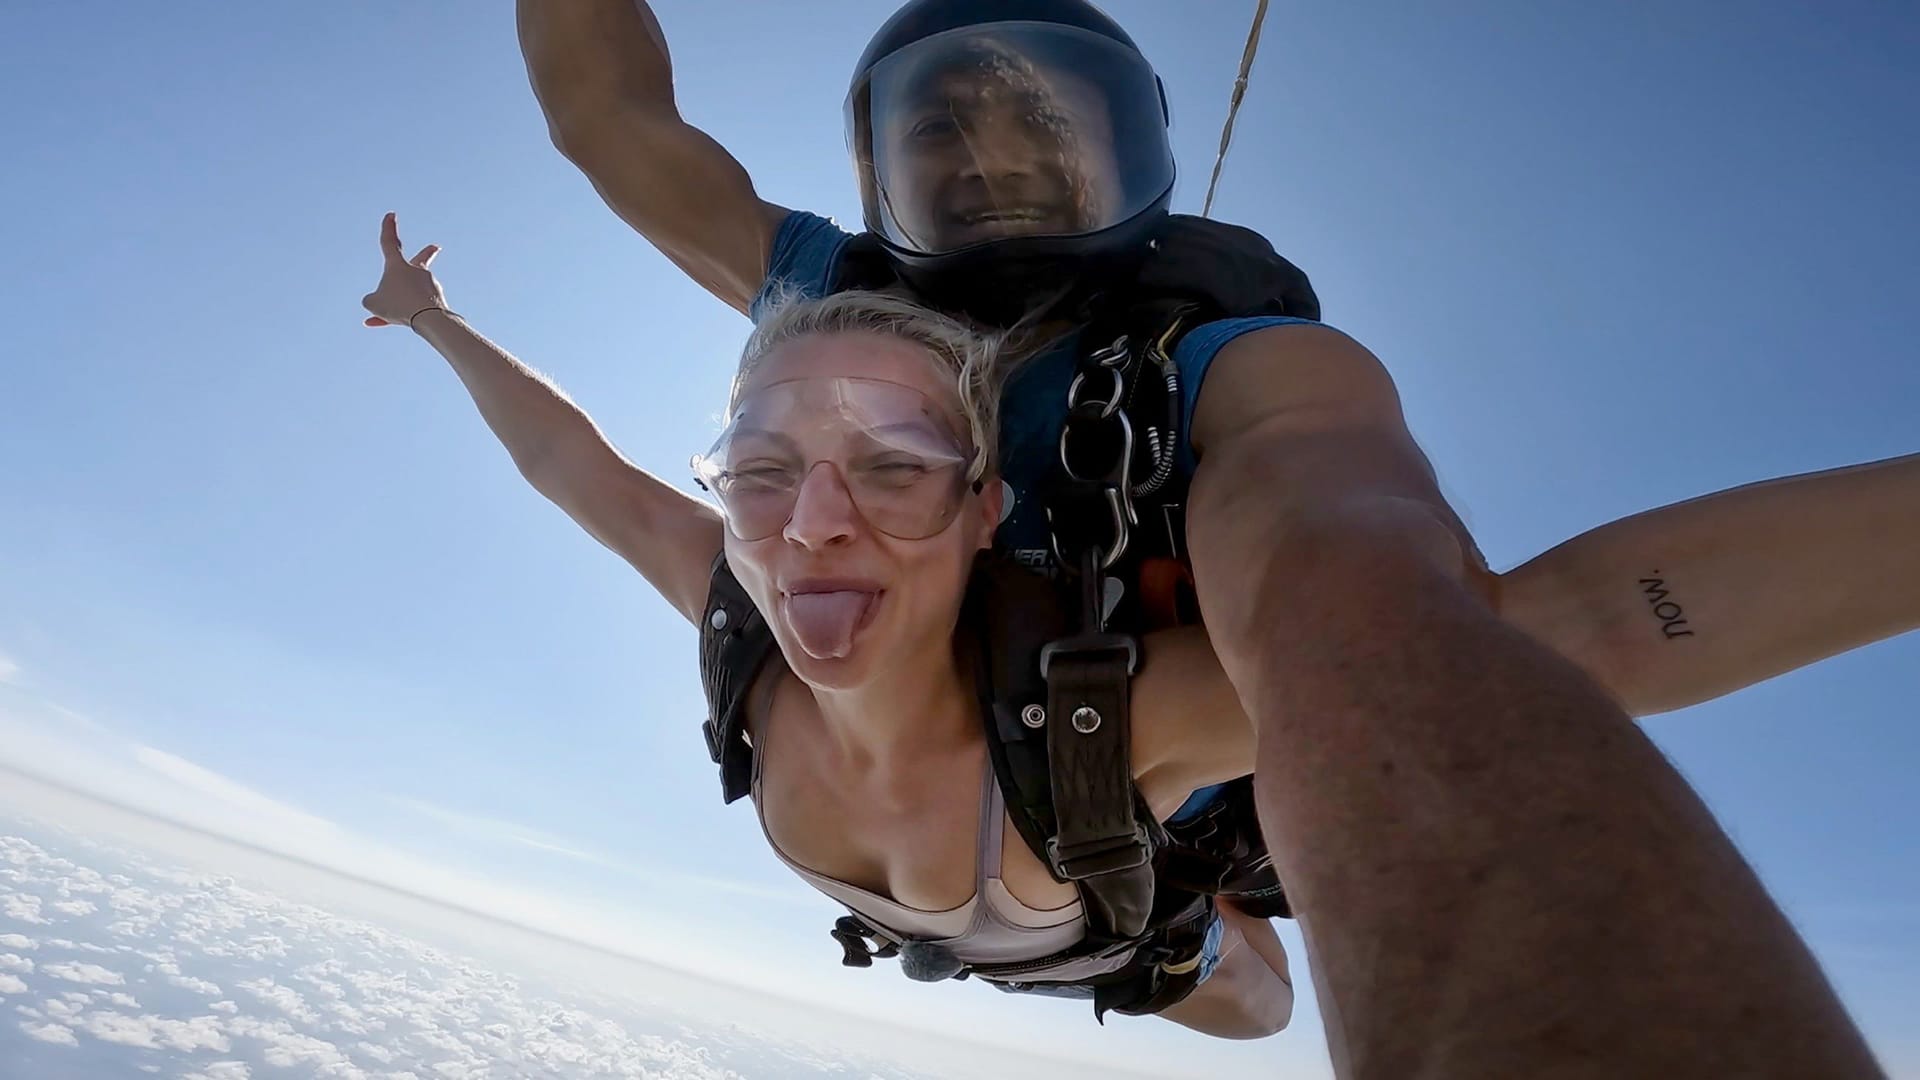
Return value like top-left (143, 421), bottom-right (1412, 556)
top-left (2, 1), bottom-right (1916, 1075)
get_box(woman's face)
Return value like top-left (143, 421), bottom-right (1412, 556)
top-left (714, 331), bottom-right (1003, 691)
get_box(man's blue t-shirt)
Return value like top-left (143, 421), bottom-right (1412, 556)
top-left (750, 211), bottom-right (1320, 566)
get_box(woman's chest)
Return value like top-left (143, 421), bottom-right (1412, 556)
top-left (758, 745), bottom-right (1077, 916)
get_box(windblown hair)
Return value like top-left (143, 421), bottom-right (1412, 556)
top-left (735, 289), bottom-right (1012, 482)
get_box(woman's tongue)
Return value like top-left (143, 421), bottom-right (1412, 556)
top-left (785, 590), bottom-right (877, 659)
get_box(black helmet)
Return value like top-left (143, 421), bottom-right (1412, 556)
top-left (846, 0), bottom-right (1176, 323)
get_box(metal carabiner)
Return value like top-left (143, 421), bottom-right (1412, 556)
top-left (1059, 403), bottom-right (1136, 487)
top-left (1055, 407), bottom-right (1138, 570)
top-left (1067, 365), bottom-right (1125, 420)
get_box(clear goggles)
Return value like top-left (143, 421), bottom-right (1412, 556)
top-left (691, 377), bottom-right (983, 542)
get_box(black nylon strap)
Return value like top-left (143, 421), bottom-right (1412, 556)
top-left (699, 554), bottom-right (780, 804)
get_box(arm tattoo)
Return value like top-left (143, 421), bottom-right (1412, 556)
top-left (1639, 572), bottom-right (1696, 640)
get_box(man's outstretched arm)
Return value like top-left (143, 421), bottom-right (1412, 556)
top-left (1184, 324), bottom-right (1880, 1078)
top-left (1502, 452), bottom-right (1920, 716)
top-left (517, 0), bottom-right (787, 314)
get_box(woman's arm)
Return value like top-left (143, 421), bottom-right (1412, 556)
top-left (1499, 453), bottom-right (1920, 715)
top-left (362, 214), bottom-right (722, 623)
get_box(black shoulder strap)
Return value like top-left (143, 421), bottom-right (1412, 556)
top-left (964, 553), bottom-right (1161, 942)
top-left (699, 553), bottom-right (781, 804)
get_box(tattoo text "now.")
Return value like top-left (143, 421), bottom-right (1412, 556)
top-left (1640, 575), bottom-right (1694, 639)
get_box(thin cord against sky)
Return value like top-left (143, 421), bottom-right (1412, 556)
top-left (1201, 0), bottom-right (1270, 219)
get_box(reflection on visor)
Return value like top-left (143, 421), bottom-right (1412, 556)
top-left (691, 377), bottom-right (980, 541)
top-left (848, 22), bottom-right (1175, 256)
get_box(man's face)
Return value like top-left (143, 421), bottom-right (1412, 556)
top-left (877, 54), bottom-right (1124, 252)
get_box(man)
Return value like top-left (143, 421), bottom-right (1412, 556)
top-left (518, 1), bottom-right (1893, 1074)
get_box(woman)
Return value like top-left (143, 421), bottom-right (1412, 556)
top-left (359, 213), bottom-right (1918, 1039)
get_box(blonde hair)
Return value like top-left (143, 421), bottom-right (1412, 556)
top-left (735, 289), bottom-right (1012, 482)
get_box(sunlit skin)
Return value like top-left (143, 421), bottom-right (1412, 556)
top-left (722, 333), bottom-right (1002, 694)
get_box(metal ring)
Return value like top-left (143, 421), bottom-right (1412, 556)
top-left (1090, 335), bottom-right (1131, 369)
top-left (1066, 366), bottom-right (1124, 418)
top-left (1071, 706), bottom-right (1102, 734)
top-left (1059, 407), bottom-right (1135, 485)
top-left (1021, 704), bottom-right (1046, 729)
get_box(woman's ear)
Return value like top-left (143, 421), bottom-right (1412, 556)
top-left (973, 476), bottom-right (1008, 548)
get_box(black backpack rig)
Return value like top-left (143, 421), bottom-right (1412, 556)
top-left (699, 213), bottom-right (1318, 1020)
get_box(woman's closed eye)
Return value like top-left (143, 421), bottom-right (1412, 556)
top-left (854, 456), bottom-right (938, 487)
top-left (724, 461), bottom-right (801, 492)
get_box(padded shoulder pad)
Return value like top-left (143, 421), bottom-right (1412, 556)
top-left (827, 232), bottom-right (903, 294)
top-left (1139, 214), bottom-right (1321, 322)
top-left (700, 554), bottom-right (781, 804)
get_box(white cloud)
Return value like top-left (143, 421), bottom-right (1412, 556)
top-left (74, 1009), bottom-right (162, 1048)
top-left (41, 961), bottom-right (125, 986)
top-left (0, 682), bottom-right (102, 733)
top-left (387, 796), bottom-right (620, 865)
top-left (0, 953), bottom-right (32, 974)
top-left (224, 1015), bottom-right (360, 1072)
top-left (168, 974), bottom-right (223, 997)
top-left (0, 934), bottom-right (35, 949)
top-left (131, 746), bottom-right (342, 840)
top-left (185, 1063), bottom-right (253, 1080)
top-left (81, 1010), bottom-right (232, 1053)
top-left (50, 898), bottom-right (97, 916)
top-left (0, 973), bottom-right (27, 994)
top-left (2, 786), bottom-right (1182, 1080)
top-left (391, 795), bottom-right (814, 905)
top-left (19, 1019), bottom-right (78, 1045)
top-left (2, 893), bottom-right (49, 925)
top-left (235, 977), bottom-right (319, 1025)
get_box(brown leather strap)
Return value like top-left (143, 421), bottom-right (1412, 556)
top-left (1042, 632), bottom-right (1154, 939)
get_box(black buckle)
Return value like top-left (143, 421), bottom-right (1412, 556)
top-left (1038, 634), bottom-right (1139, 679)
top-left (830, 916), bottom-right (898, 968)
top-left (1047, 825), bottom-right (1153, 880)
